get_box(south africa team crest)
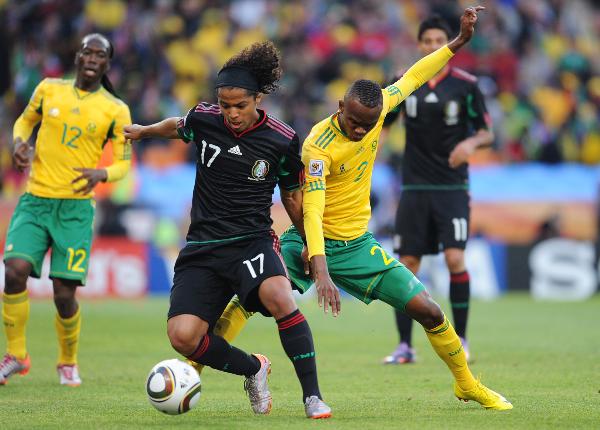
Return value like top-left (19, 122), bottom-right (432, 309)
top-left (250, 160), bottom-right (270, 181)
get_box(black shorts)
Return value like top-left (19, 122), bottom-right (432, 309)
top-left (168, 232), bottom-right (288, 327)
top-left (394, 190), bottom-right (470, 256)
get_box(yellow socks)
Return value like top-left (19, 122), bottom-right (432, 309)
top-left (425, 314), bottom-right (476, 391)
top-left (55, 307), bottom-right (81, 365)
top-left (2, 290), bottom-right (30, 359)
top-left (193, 297), bottom-right (252, 374)
top-left (214, 297), bottom-right (253, 343)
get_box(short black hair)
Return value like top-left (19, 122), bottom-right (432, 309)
top-left (223, 41), bottom-right (282, 94)
top-left (418, 15), bottom-right (452, 40)
top-left (345, 79), bottom-right (383, 108)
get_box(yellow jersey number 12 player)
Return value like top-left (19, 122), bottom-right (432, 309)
top-left (1, 34), bottom-right (132, 386)
top-left (382, 15), bottom-right (493, 366)
top-left (212, 6), bottom-right (512, 411)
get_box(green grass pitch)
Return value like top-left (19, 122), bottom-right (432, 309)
top-left (0, 293), bottom-right (599, 429)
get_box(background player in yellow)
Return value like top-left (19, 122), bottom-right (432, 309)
top-left (200, 6), bottom-right (512, 411)
top-left (1, 34), bottom-right (132, 386)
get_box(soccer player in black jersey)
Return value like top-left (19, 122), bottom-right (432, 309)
top-left (124, 42), bottom-right (331, 419)
top-left (382, 16), bottom-right (493, 365)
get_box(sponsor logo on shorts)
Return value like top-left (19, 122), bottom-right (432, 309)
top-left (309, 159), bottom-right (324, 177)
top-left (6, 244), bottom-right (13, 251)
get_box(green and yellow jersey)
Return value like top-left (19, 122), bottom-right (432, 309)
top-left (13, 78), bottom-right (132, 199)
top-left (303, 45), bottom-right (454, 258)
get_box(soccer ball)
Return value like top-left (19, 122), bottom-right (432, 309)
top-left (146, 359), bottom-right (202, 415)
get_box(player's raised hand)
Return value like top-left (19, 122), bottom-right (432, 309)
top-left (123, 124), bottom-right (144, 141)
top-left (12, 138), bottom-right (32, 172)
top-left (72, 167), bottom-right (108, 194)
top-left (459, 6), bottom-right (484, 42)
top-left (448, 6), bottom-right (484, 52)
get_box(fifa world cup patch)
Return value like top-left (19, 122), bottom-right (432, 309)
top-left (308, 159), bottom-right (324, 177)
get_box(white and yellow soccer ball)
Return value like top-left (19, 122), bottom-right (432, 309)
top-left (146, 359), bottom-right (202, 415)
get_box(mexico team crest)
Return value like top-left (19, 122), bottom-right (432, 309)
top-left (250, 160), bottom-right (270, 181)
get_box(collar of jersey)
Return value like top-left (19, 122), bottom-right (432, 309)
top-left (428, 65), bottom-right (451, 89)
top-left (329, 113), bottom-right (349, 139)
top-left (223, 109), bottom-right (267, 138)
top-left (72, 80), bottom-right (101, 100)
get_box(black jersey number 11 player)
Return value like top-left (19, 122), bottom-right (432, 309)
top-left (382, 16), bottom-right (493, 365)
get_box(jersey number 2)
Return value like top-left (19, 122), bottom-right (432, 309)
top-left (200, 140), bottom-right (221, 167)
top-left (243, 253), bottom-right (264, 279)
top-left (370, 246), bottom-right (394, 266)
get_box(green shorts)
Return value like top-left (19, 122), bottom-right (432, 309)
top-left (3, 193), bottom-right (95, 284)
top-left (280, 226), bottom-right (426, 311)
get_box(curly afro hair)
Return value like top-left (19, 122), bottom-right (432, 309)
top-left (223, 41), bottom-right (282, 94)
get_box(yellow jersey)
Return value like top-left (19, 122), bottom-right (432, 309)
top-left (303, 45), bottom-right (454, 257)
top-left (13, 78), bottom-right (132, 199)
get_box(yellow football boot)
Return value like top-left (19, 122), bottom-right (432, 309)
top-left (454, 379), bottom-right (513, 410)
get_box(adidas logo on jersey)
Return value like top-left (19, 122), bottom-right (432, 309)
top-left (424, 92), bottom-right (439, 103)
top-left (228, 145), bottom-right (242, 156)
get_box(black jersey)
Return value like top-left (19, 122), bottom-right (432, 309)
top-left (384, 67), bottom-right (490, 189)
top-left (176, 103), bottom-right (303, 243)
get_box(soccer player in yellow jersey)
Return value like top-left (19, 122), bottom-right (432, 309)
top-left (1, 34), bottom-right (132, 386)
top-left (208, 6), bottom-right (513, 411)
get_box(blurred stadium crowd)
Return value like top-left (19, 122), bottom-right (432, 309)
top-left (0, 0), bottom-right (599, 245)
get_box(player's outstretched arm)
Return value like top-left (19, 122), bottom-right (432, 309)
top-left (385, 6), bottom-right (484, 111)
top-left (447, 6), bottom-right (485, 53)
top-left (124, 117), bottom-right (179, 141)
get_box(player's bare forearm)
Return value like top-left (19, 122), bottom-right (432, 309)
top-left (447, 6), bottom-right (484, 53)
top-left (472, 128), bottom-right (494, 148)
top-left (280, 188), bottom-right (306, 238)
top-left (448, 129), bottom-right (494, 168)
top-left (124, 117), bottom-right (179, 140)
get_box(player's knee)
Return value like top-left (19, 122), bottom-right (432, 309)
top-left (259, 278), bottom-right (295, 319)
top-left (4, 261), bottom-right (30, 293)
top-left (52, 283), bottom-right (77, 316)
top-left (419, 301), bottom-right (444, 329)
top-left (168, 327), bottom-right (201, 356)
top-left (406, 292), bottom-right (444, 329)
top-left (167, 321), bottom-right (206, 356)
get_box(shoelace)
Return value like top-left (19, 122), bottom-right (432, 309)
top-left (244, 376), bottom-right (257, 398)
